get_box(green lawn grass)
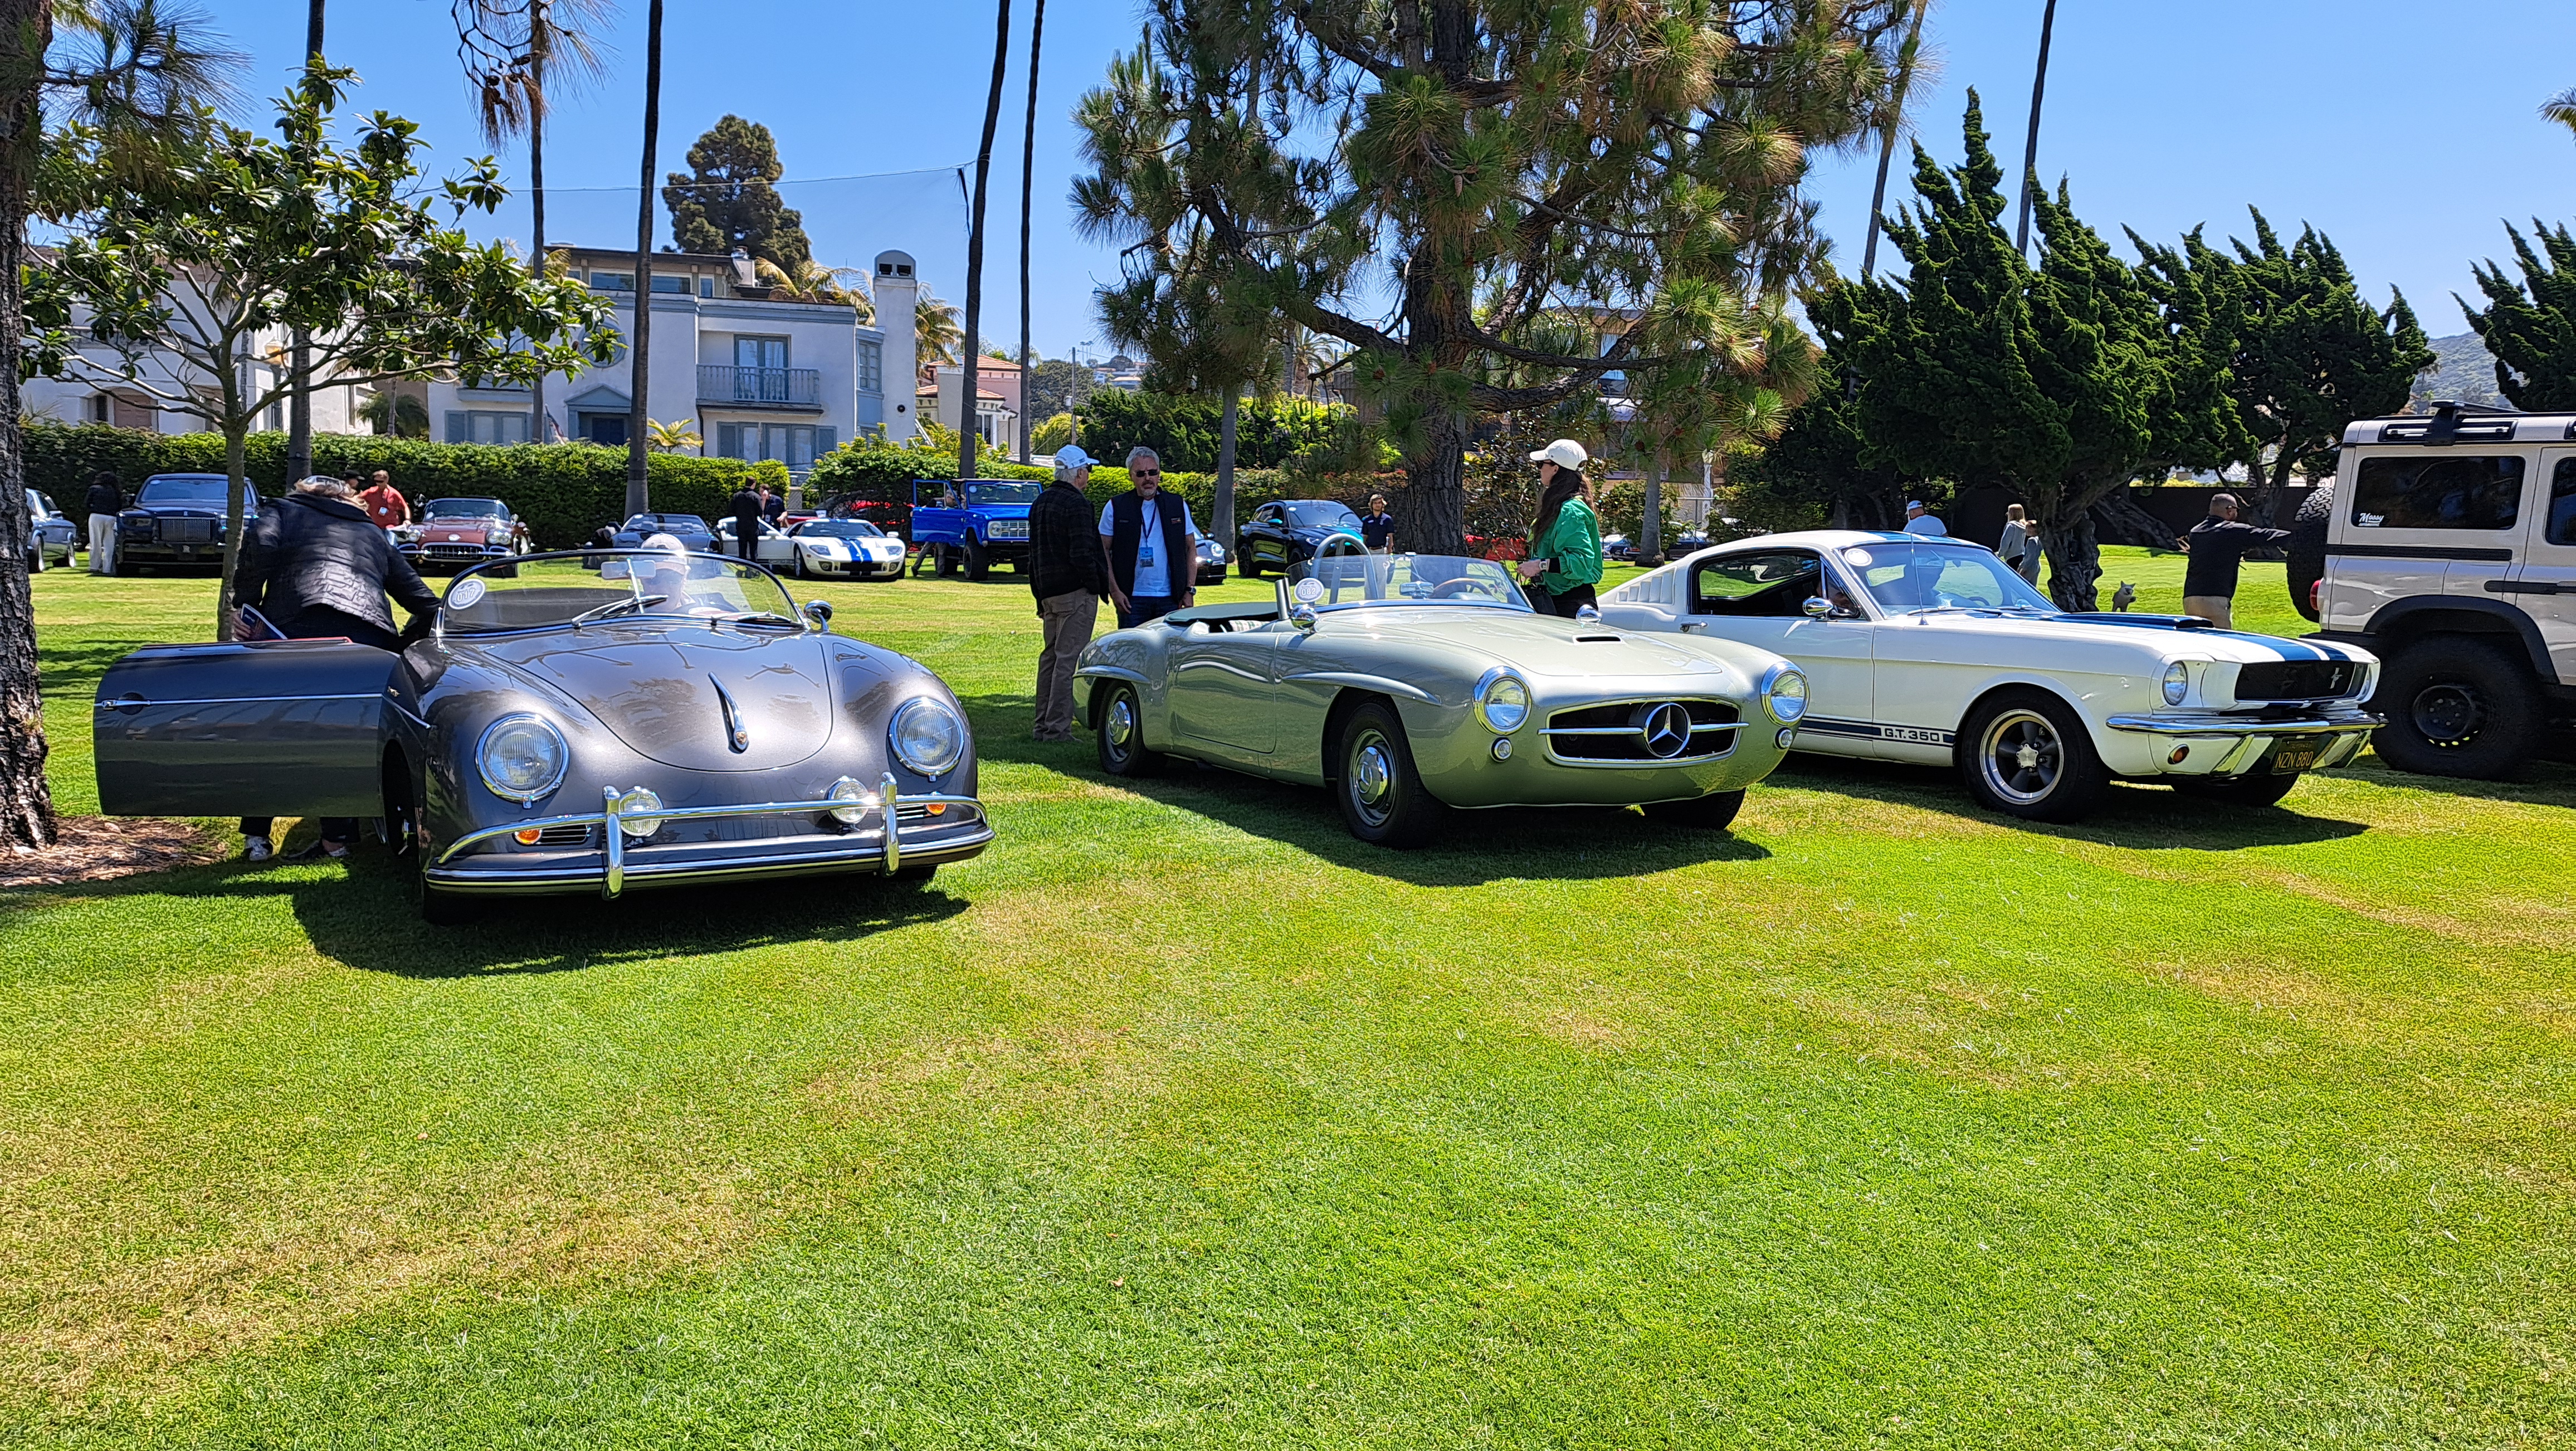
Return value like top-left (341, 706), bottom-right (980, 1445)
top-left (4, 548), bottom-right (2572, 1448)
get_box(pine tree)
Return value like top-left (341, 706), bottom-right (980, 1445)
top-left (1836, 95), bottom-right (2235, 610)
top-left (662, 115), bottom-right (811, 269)
top-left (2461, 221), bottom-right (2576, 411)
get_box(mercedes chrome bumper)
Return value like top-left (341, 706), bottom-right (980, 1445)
top-left (428, 772), bottom-right (991, 898)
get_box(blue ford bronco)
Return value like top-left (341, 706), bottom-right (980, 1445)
top-left (909, 477), bottom-right (1043, 580)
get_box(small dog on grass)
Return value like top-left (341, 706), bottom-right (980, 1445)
top-left (2110, 582), bottom-right (2136, 612)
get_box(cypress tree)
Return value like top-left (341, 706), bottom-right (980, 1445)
top-left (2461, 221), bottom-right (2576, 411)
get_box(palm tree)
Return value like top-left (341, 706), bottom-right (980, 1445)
top-left (1016, 0), bottom-right (1045, 461)
top-left (453, 0), bottom-right (616, 448)
top-left (1861, 0), bottom-right (1933, 279)
top-left (623, 0), bottom-right (663, 514)
top-left (286, 0), bottom-right (323, 486)
top-left (359, 388), bottom-right (431, 438)
top-left (752, 257), bottom-right (872, 317)
top-left (2545, 86), bottom-right (2576, 139)
top-left (916, 293), bottom-right (963, 372)
top-left (645, 416), bottom-right (701, 451)
top-left (2013, 0), bottom-right (2058, 255)
top-left (0, 0), bottom-right (239, 850)
top-left (955, 0), bottom-right (1014, 484)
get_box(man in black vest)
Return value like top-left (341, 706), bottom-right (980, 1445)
top-left (1096, 446), bottom-right (1200, 629)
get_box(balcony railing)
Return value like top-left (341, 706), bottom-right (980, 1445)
top-left (697, 364), bottom-right (821, 408)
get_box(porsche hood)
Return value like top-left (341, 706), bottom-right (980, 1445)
top-left (457, 624), bottom-right (837, 771)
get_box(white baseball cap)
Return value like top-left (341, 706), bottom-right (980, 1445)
top-left (1052, 444), bottom-right (1100, 478)
top-left (1529, 438), bottom-right (1589, 470)
top-left (641, 532), bottom-right (689, 553)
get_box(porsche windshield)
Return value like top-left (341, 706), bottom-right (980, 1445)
top-left (1839, 541), bottom-right (2054, 615)
top-left (1294, 552), bottom-right (1533, 611)
top-left (438, 553), bottom-right (803, 633)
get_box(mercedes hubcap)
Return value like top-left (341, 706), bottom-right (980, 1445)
top-left (1108, 697), bottom-right (1136, 751)
top-left (1350, 733), bottom-right (1394, 823)
top-left (1983, 710), bottom-right (2062, 805)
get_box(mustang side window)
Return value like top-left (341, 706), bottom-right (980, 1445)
top-left (2349, 455), bottom-right (2524, 531)
top-left (1690, 551), bottom-right (1823, 616)
top-left (2552, 458), bottom-right (2576, 546)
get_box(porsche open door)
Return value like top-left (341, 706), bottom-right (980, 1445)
top-left (94, 639), bottom-right (404, 817)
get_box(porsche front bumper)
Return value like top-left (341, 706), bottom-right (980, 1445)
top-left (427, 775), bottom-right (992, 897)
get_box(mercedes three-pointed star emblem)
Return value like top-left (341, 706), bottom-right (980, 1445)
top-left (1639, 701), bottom-right (1692, 759)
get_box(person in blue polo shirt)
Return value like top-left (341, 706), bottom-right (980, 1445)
top-left (1097, 446), bottom-right (1200, 628)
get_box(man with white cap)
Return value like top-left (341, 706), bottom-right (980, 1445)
top-left (1028, 444), bottom-right (1113, 742)
top-left (1902, 499), bottom-right (1948, 536)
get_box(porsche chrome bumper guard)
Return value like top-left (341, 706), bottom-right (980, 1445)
top-left (429, 772), bottom-right (988, 898)
top-left (2104, 707), bottom-right (2379, 775)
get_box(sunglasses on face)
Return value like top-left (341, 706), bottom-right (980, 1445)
top-left (1133, 469), bottom-right (1161, 479)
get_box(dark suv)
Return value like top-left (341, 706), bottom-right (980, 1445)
top-left (116, 473), bottom-right (260, 573)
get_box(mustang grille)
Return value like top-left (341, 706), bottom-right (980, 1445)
top-left (2236, 661), bottom-right (2360, 702)
top-left (1543, 699), bottom-right (1740, 763)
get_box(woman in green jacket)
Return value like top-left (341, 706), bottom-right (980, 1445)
top-left (1516, 438), bottom-right (1605, 616)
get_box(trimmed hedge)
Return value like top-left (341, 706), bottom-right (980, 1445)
top-left (25, 422), bottom-right (769, 549)
top-left (802, 439), bottom-right (1050, 505)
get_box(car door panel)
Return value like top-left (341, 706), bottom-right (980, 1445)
top-left (2517, 452), bottom-right (2576, 683)
top-left (94, 639), bottom-right (402, 816)
top-left (1674, 547), bottom-right (1879, 757)
top-left (1166, 625), bottom-right (1280, 756)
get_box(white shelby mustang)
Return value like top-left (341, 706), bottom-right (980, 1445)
top-left (1599, 530), bottom-right (2382, 822)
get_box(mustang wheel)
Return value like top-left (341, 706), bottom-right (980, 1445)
top-left (2369, 637), bottom-right (2539, 780)
top-left (1958, 689), bottom-right (2103, 823)
top-left (1096, 682), bottom-right (1163, 777)
top-left (1335, 700), bottom-right (1446, 847)
top-left (1643, 788), bottom-right (1744, 830)
top-left (2174, 771), bottom-right (2302, 808)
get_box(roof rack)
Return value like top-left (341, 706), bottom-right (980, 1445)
top-left (2377, 400), bottom-right (2523, 445)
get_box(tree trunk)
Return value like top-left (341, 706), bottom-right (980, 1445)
top-left (0, 0), bottom-right (54, 849)
top-left (2089, 484), bottom-right (2177, 549)
top-left (1406, 412), bottom-right (1468, 554)
top-left (2250, 440), bottom-right (2300, 528)
top-left (216, 420), bottom-right (250, 639)
top-left (2041, 505), bottom-right (2100, 612)
top-left (2014, 0), bottom-right (2058, 255)
top-left (1861, 0), bottom-right (1929, 279)
top-left (623, 0), bottom-right (665, 518)
top-left (955, 0), bottom-right (1014, 485)
top-left (285, 0), bottom-right (324, 488)
top-left (1214, 389), bottom-right (1238, 552)
top-left (1640, 453), bottom-right (1665, 567)
top-left (529, 42), bottom-right (549, 446)
top-left (1015, 0), bottom-right (1043, 465)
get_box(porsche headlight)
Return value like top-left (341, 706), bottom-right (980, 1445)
top-left (1475, 670), bottom-right (1530, 733)
top-left (890, 697), bottom-right (967, 777)
top-left (475, 714), bottom-right (568, 804)
top-left (2162, 660), bottom-right (2190, 706)
top-left (1761, 663), bottom-right (1808, 724)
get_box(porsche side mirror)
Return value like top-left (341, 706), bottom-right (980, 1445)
top-left (803, 599), bottom-right (833, 630)
top-left (1802, 596), bottom-right (1834, 619)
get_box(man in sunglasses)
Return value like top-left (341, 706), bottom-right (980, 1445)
top-left (1097, 446), bottom-right (1201, 628)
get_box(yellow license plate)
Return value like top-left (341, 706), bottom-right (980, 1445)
top-left (2270, 743), bottom-right (2319, 774)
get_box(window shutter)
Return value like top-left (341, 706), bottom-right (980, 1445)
top-left (718, 423), bottom-right (741, 459)
top-left (814, 426), bottom-right (835, 455)
top-left (445, 412), bottom-right (468, 444)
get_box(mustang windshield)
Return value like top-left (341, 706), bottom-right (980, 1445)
top-left (440, 553), bottom-right (802, 633)
top-left (1294, 552), bottom-right (1532, 611)
top-left (1840, 541), bottom-right (2054, 615)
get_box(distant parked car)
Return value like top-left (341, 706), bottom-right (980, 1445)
top-left (115, 473), bottom-right (260, 573)
top-left (398, 496), bottom-right (525, 574)
top-left (909, 478), bottom-right (1039, 580)
top-left (1235, 499), bottom-right (1363, 577)
top-left (1194, 537), bottom-right (1228, 585)
top-left (787, 519), bottom-right (910, 580)
top-left (608, 513), bottom-right (719, 552)
top-left (1601, 533), bottom-right (1636, 562)
top-left (24, 488), bottom-right (75, 572)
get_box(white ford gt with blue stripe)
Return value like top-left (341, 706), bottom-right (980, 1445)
top-left (1600, 531), bottom-right (2381, 821)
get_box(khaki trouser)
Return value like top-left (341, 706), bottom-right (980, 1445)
top-left (1035, 590), bottom-right (1099, 739)
top-left (2182, 594), bottom-right (2233, 629)
top-left (87, 514), bottom-right (116, 573)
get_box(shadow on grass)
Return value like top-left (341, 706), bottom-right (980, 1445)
top-left (2, 850), bottom-right (967, 977)
top-left (2322, 754), bottom-right (2576, 811)
top-left (967, 695), bottom-right (1772, 887)
top-left (1763, 756), bottom-right (2372, 850)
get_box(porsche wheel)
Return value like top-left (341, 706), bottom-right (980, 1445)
top-left (1335, 700), bottom-right (1446, 848)
top-left (1957, 689), bottom-right (2104, 823)
top-left (1096, 682), bottom-right (1163, 777)
top-left (1643, 788), bottom-right (1744, 831)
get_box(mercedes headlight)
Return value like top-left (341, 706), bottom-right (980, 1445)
top-left (475, 714), bottom-right (568, 804)
top-left (1761, 663), bottom-right (1808, 724)
top-left (1475, 670), bottom-right (1530, 733)
top-left (2162, 660), bottom-right (2190, 706)
top-left (889, 697), bottom-right (967, 777)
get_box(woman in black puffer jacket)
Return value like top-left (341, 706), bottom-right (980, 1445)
top-left (231, 476), bottom-right (441, 860)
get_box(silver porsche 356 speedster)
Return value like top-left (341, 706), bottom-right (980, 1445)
top-left (1072, 546), bottom-right (1808, 846)
top-left (93, 550), bottom-right (993, 921)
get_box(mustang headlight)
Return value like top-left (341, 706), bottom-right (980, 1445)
top-left (2162, 660), bottom-right (2190, 706)
top-left (476, 713), bottom-right (568, 804)
top-left (890, 697), bottom-right (967, 777)
top-left (1476, 670), bottom-right (1531, 733)
top-left (1761, 663), bottom-right (1809, 724)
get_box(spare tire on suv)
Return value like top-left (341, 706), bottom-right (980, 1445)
top-left (2285, 480), bottom-right (2332, 624)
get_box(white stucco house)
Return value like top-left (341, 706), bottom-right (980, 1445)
top-left (17, 270), bottom-right (372, 437)
top-left (427, 245), bottom-right (923, 476)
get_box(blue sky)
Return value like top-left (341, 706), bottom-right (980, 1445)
top-left (196, 0), bottom-right (2576, 357)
